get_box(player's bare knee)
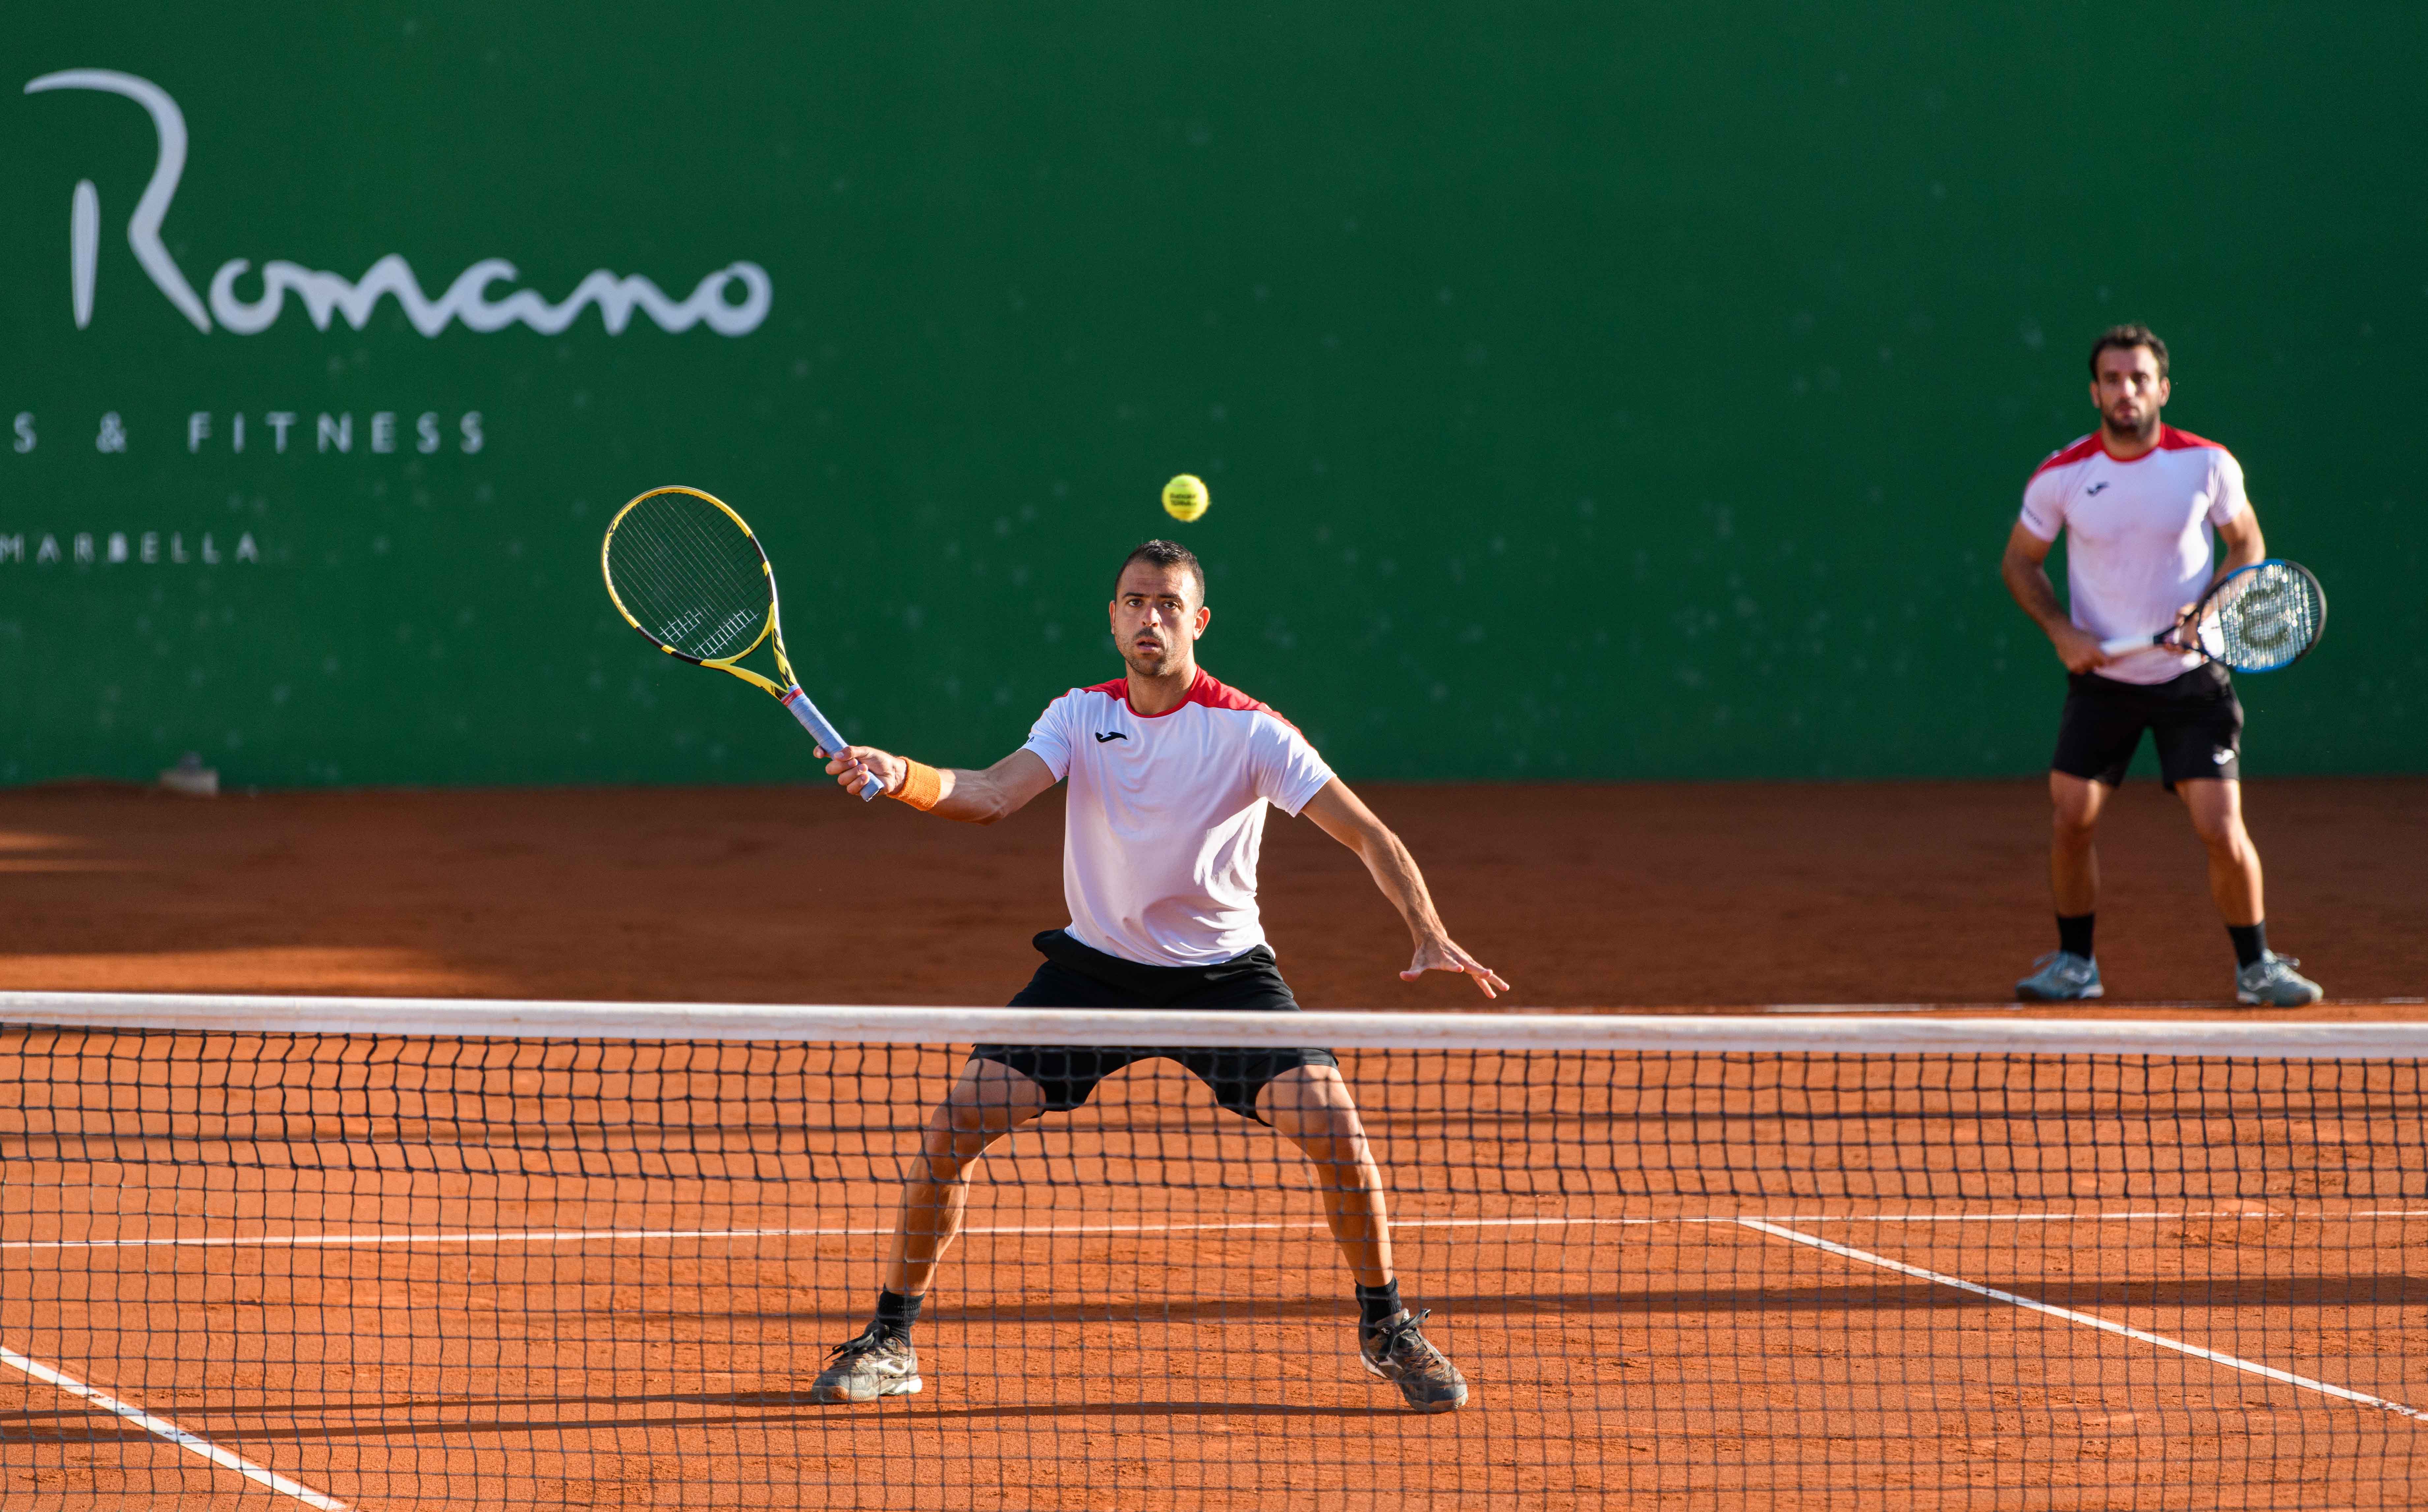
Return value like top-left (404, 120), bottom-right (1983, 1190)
top-left (937, 1062), bottom-right (1045, 1135)
top-left (919, 1100), bottom-right (1022, 1178)
top-left (1286, 1109), bottom-right (1375, 1173)
top-left (938, 1096), bottom-right (996, 1135)
top-left (908, 1132), bottom-right (974, 1185)
top-left (933, 1109), bottom-right (1025, 1165)
top-left (2049, 786), bottom-right (2102, 840)
top-left (1298, 1126), bottom-right (1363, 1166)
top-left (2191, 812), bottom-right (2250, 857)
top-left (1260, 1071), bottom-right (1364, 1143)
top-left (2176, 782), bottom-right (2246, 850)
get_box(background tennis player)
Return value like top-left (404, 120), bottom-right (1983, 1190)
top-left (1999, 324), bottom-right (2322, 1007)
top-left (806, 538), bottom-right (1506, 1412)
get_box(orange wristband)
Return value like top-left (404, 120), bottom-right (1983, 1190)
top-left (890, 760), bottom-right (942, 812)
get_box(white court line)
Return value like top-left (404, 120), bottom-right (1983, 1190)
top-left (0, 1343), bottom-right (348, 1509)
top-left (1756, 1003), bottom-right (1981, 1015)
top-left (1736, 1218), bottom-right (2423, 1421)
top-left (1, 1207), bottom-right (2360, 1252)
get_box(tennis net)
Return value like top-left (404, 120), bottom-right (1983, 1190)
top-left (1, 993), bottom-right (2422, 1510)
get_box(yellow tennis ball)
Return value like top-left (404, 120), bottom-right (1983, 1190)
top-left (1162, 474), bottom-right (1209, 522)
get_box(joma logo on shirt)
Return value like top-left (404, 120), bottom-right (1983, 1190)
top-left (1094, 732), bottom-right (1128, 743)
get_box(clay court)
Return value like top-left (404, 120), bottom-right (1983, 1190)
top-left (3, 777), bottom-right (2423, 1011)
top-left (4, 780), bottom-right (2424, 1508)
top-left (13, 5), bottom-right (2425, 1503)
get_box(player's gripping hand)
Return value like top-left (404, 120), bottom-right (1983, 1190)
top-left (2049, 623), bottom-right (2113, 674)
top-left (822, 745), bottom-right (903, 799)
top-left (1404, 935), bottom-right (1511, 999)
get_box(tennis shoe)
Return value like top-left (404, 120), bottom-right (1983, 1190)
top-left (2016, 951), bottom-right (2102, 1002)
top-left (2236, 952), bottom-right (2323, 1007)
top-left (809, 1324), bottom-right (921, 1404)
top-left (1360, 1308), bottom-right (1468, 1414)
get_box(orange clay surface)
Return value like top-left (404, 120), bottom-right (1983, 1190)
top-left (2, 778), bottom-right (2425, 1509)
top-left (0, 776), bottom-right (2422, 1011)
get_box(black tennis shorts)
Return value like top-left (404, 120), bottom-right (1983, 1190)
top-left (2052, 663), bottom-right (2243, 790)
top-left (972, 930), bottom-right (1337, 1126)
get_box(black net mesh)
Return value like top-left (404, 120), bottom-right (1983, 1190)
top-left (2, 1023), bottom-right (2422, 1510)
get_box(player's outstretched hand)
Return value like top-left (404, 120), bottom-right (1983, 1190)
top-left (822, 744), bottom-right (902, 800)
top-left (1404, 936), bottom-right (1510, 999)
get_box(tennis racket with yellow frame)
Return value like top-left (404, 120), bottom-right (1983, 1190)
top-left (601, 486), bottom-right (878, 800)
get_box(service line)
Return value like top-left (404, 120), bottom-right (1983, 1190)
top-left (1737, 1218), bottom-right (2423, 1421)
top-left (0, 1343), bottom-right (348, 1509)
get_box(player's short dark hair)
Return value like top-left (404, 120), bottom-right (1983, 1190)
top-left (1114, 539), bottom-right (1205, 602)
top-left (2089, 323), bottom-right (2169, 379)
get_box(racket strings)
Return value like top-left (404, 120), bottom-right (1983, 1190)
top-left (2206, 562), bottom-right (2325, 672)
top-left (607, 494), bottom-right (773, 661)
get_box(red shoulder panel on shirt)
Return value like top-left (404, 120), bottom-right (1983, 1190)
top-left (1080, 668), bottom-right (1299, 728)
top-left (1189, 669), bottom-right (1305, 732)
top-left (1181, 668), bottom-right (1272, 715)
top-left (2028, 434), bottom-right (2102, 480)
top-left (2031, 427), bottom-right (2229, 479)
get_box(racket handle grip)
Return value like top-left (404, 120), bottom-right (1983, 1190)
top-left (2098, 634), bottom-right (2152, 656)
top-left (782, 686), bottom-right (881, 803)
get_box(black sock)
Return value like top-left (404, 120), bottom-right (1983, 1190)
top-left (2229, 921), bottom-right (2268, 970)
top-left (873, 1288), bottom-right (923, 1338)
top-left (2057, 912), bottom-right (2095, 961)
top-left (1356, 1281), bottom-right (1403, 1331)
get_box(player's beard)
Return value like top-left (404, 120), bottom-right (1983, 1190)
top-left (2103, 400), bottom-right (2159, 445)
top-left (1121, 632), bottom-right (1178, 678)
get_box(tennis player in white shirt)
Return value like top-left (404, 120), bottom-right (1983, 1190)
top-left (807, 538), bottom-right (1503, 1413)
top-left (2001, 324), bottom-right (2322, 1008)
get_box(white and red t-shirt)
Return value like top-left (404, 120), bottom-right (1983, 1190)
top-left (2018, 426), bottom-right (2249, 685)
top-left (1021, 667), bottom-right (1336, 968)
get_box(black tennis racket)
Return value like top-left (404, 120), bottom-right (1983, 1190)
top-left (601, 486), bottom-right (879, 800)
top-left (2099, 557), bottom-right (2327, 674)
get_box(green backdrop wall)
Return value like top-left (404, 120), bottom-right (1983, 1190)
top-left (4, 4), bottom-right (2421, 787)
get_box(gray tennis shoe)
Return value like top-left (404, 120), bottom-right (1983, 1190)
top-left (2016, 951), bottom-right (2102, 1002)
top-left (810, 1324), bottom-right (922, 1403)
top-left (2236, 953), bottom-right (2323, 1007)
top-left (1360, 1308), bottom-right (1469, 1413)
